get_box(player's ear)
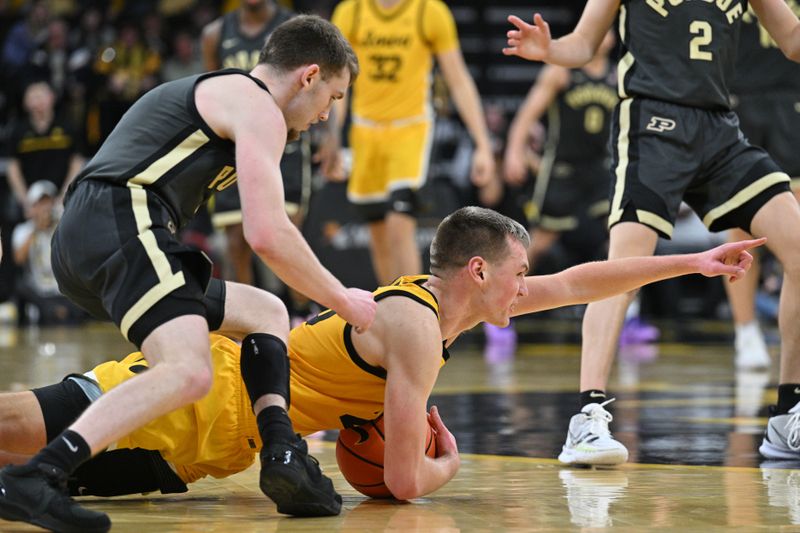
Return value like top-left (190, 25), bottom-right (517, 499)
top-left (468, 256), bottom-right (486, 283)
top-left (301, 64), bottom-right (321, 88)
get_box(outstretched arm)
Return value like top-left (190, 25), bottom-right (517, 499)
top-left (514, 238), bottom-right (766, 315)
top-left (503, 0), bottom-right (619, 67)
top-left (751, 0), bottom-right (800, 62)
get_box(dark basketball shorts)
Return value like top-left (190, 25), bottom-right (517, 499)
top-left (211, 134), bottom-right (311, 227)
top-left (735, 92), bottom-right (800, 181)
top-left (51, 180), bottom-right (226, 347)
top-left (31, 375), bottom-right (187, 496)
top-left (607, 98), bottom-right (791, 238)
top-left (352, 187), bottom-right (420, 222)
top-left (530, 159), bottom-right (610, 232)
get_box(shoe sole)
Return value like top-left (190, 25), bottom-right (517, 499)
top-left (0, 499), bottom-right (110, 533)
top-left (260, 465), bottom-right (341, 517)
top-left (558, 448), bottom-right (629, 466)
top-left (759, 440), bottom-right (800, 460)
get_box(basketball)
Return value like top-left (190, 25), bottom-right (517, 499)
top-left (335, 414), bottom-right (438, 498)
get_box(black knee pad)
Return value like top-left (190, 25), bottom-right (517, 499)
top-left (240, 333), bottom-right (290, 407)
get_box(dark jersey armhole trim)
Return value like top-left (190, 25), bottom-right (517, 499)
top-left (343, 323), bottom-right (387, 380)
top-left (188, 69), bottom-right (272, 146)
top-left (342, 289), bottom-right (441, 380)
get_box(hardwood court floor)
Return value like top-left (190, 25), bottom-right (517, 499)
top-left (1, 319), bottom-right (798, 531)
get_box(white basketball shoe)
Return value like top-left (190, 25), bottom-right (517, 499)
top-left (558, 400), bottom-right (629, 466)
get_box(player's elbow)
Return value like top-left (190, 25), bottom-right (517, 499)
top-left (242, 227), bottom-right (276, 259)
top-left (383, 467), bottom-right (424, 500)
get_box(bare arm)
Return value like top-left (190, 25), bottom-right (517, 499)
top-left (198, 76), bottom-right (376, 330)
top-left (751, 0), bottom-right (800, 62)
top-left (58, 153), bottom-right (85, 203)
top-left (503, 65), bottom-right (568, 185)
top-left (369, 298), bottom-right (459, 500)
top-left (200, 18), bottom-right (222, 71)
top-left (514, 238), bottom-right (766, 316)
top-left (503, 0), bottom-right (619, 67)
top-left (436, 49), bottom-right (495, 187)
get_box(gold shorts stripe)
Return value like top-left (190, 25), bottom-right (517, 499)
top-left (128, 129), bottom-right (210, 187)
top-left (211, 210), bottom-right (243, 228)
top-left (617, 7), bottom-right (631, 99)
top-left (609, 99), bottom-right (633, 226)
top-left (120, 271), bottom-right (186, 340)
top-left (540, 215), bottom-right (578, 232)
top-left (702, 172), bottom-right (790, 228)
top-left (636, 209), bottom-right (673, 238)
top-left (588, 200), bottom-right (610, 219)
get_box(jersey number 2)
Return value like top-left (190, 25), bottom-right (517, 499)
top-left (689, 21), bottom-right (713, 61)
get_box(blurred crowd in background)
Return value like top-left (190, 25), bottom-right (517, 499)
top-left (0, 0), bottom-right (779, 337)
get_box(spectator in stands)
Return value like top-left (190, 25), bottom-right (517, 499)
top-left (11, 180), bottom-right (85, 325)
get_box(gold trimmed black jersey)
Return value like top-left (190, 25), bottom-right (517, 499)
top-left (217, 8), bottom-right (294, 70)
top-left (618, 0), bottom-right (746, 109)
top-left (67, 69), bottom-right (268, 228)
top-left (546, 66), bottom-right (617, 164)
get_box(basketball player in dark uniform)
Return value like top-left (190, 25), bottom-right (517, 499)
top-left (724, 1), bottom-right (800, 370)
top-left (202, 0), bottom-right (311, 286)
top-left (504, 0), bottom-right (800, 466)
top-left (0, 16), bottom-right (376, 532)
top-left (504, 31), bottom-right (617, 267)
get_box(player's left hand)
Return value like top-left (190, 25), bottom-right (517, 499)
top-left (470, 145), bottom-right (496, 187)
top-left (314, 135), bottom-right (346, 182)
top-left (697, 237), bottom-right (766, 282)
top-left (428, 405), bottom-right (458, 460)
top-left (503, 13), bottom-right (552, 61)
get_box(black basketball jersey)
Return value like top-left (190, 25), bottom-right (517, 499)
top-left (618, 0), bottom-right (746, 109)
top-left (547, 66), bottom-right (617, 163)
top-left (218, 7), bottom-right (294, 70)
top-left (731, 3), bottom-right (800, 95)
top-left (11, 116), bottom-right (82, 189)
top-left (69, 69), bottom-right (271, 228)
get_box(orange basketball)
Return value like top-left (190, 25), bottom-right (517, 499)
top-left (335, 413), bottom-right (438, 498)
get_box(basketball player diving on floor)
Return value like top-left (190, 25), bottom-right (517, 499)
top-left (0, 207), bottom-right (763, 503)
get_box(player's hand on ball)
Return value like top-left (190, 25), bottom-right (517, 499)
top-left (428, 405), bottom-right (459, 461)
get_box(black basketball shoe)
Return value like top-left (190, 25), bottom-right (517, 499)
top-left (0, 463), bottom-right (111, 533)
top-left (259, 434), bottom-right (342, 517)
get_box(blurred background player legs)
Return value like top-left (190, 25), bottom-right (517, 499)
top-left (725, 4), bottom-right (800, 370)
top-left (331, 0), bottom-right (495, 286)
top-left (347, 119), bottom-right (430, 285)
top-left (496, 34), bottom-right (617, 362)
top-left (202, 0), bottom-right (294, 288)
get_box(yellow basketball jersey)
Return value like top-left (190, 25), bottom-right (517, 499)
top-left (332, 0), bottom-right (459, 122)
top-left (288, 275), bottom-right (445, 433)
top-left (88, 275), bottom-right (446, 485)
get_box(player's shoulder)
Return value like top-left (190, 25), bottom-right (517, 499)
top-left (201, 15), bottom-right (224, 39)
top-left (423, 0), bottom-right (455, 18)
top-left (332, 0), bottom-right (358, 17)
